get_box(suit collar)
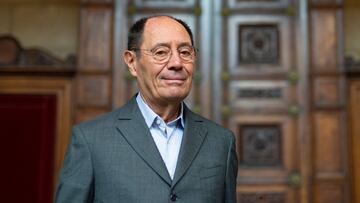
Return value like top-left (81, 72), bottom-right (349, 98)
top-left (116, 97), bottom-right (172, 186)
top-left (171, 106), bottom-right (207, 187)
top-left (115, 96), bottom-right (208, 187)
top-left (135, 93), bottom-right (185, 128)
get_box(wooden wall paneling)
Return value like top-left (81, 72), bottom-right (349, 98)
top-left (229, 114), bottom-right (297, 202)
top-left (75, 108), bottom-right (110, 123)
top-left (230, 115), bottom-right (296, 180)
top-left (0, 76), bottom-right (74, 193)
top-left (313, 77), bottom-right (343, 108)
top-left (314, 181), bottom-right (344, 203)
top-left (349, 79), bottom-right (360, 203)
top-left (310, 10), bottom-right (338, 73)
top-left (310, 0), bottom-right (349, 201)
top-left (77, 75), bottom-right (111, 107)
top-left (79, 7), bottom-right (112, 72)
top-left (77, 1), bottom-right (114, 122)
top-left (228, 0), bottom-right (289, 9)
top-left (229, 80), bottom-right (291, 114)
top-left (227, 15), bottom-right (292, 77)
top-left (313, 112), bottom-right (343, 172)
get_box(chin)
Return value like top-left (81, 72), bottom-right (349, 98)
top-left (162, 91), bottom-right (189, 102)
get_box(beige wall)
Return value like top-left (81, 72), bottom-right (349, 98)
top-left (0, 0), bottom-right (79, 59)
top-left (345, 0), bottom-right (360, 60)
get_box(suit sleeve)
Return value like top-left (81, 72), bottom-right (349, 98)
top-left (55, 126), bottom-right (94, 203)
top-left (224, 132), bottom-right (238, 203)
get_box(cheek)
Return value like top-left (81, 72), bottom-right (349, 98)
top-left (137, 64), bottom-right (159, 80)
top-left (186, 64), bottom-right (195, 73)
top-left (185, 67), bottom-right (195, 78)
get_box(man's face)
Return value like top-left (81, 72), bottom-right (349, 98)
top-left (124, 17), bottom-right (195, 105)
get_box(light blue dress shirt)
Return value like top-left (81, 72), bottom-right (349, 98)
top-left (136, 93), bottom-right (184, 179)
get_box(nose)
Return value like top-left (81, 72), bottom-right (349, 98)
top-left (167, 50), bottom-right (183, 70)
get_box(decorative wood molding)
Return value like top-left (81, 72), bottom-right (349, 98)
top-left (0, 35), bottom-right (76, 67)
top-left (0, 76), bottom-right (74, 193)
top-left (0, 67), bottom-right (75, 77)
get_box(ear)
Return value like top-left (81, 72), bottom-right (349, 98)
top-left (123, 50), bottom-right (138, 77)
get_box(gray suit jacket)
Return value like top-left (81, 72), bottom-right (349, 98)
top-left (55, 97), bottom-right (238, 203)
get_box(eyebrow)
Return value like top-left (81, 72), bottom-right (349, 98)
top-left (151, 42), bottom-right (192, 50)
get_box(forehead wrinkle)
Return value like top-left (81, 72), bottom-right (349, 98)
top-left (142, 16), bottom-right (191, 48)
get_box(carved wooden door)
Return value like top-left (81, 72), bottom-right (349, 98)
top-left (211, 1), bottom-right (304, 203)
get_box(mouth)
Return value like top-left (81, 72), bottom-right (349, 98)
top-left (161, 76), bottom-right (187, 85)
top-left (163, 77), bottom-right (185, 81)
top-left (161, 75), bottom-right (187, 80)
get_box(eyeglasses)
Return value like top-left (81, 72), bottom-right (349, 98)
top-left (131, 45), bottom-right (197, 63)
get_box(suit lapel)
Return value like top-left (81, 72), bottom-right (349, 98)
top-left (115, 98), bottom-right (172, 186)
top-left (171, 107), bottom-right (207, 187)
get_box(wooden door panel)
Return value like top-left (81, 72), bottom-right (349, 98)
top-left (310, 0), bottom-right (349, 202)
top-left (313, 77), bottom-right (343, 108)
top-left (228, 0), bottom-right (290, 9)
top-left (230, 115), bottom-right (296, 180)
top-left (227, 15), bottom-right (292, 76)
top-left (314, 112), bottom-right (344, 173)
top-left (314, 182), bottom-right (344, 203)
top-left (349, 80), bottom-right (360, 203)
top-left (77, 75), bottom-right (111, 107)
top-left (229, 80), bottom-right (291, 113)
top-left (310, 10), bottom-right (338, 73)
top-left (79, 7), bottom-right (112, 72)
top-left (76, 2), bottom-right (114, 123)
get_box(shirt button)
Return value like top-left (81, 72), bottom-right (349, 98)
top-left (170, 194), bottom-right (178, 201)
top-left (156, 119), bottom-right (161, 125)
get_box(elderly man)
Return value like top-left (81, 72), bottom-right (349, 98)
top-left (55, 15), bottom-right (238, 203)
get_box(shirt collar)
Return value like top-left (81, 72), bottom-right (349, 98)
top-left (136, 93), bottom-right (185, 128)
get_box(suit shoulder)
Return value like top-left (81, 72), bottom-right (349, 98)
top-left (74, 98), bottom-right (136, 132)
top-left (73, 107), bottom-right (123, 135)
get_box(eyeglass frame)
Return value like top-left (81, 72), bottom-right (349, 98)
top-left (129, 44), bottom-right (198, 64)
